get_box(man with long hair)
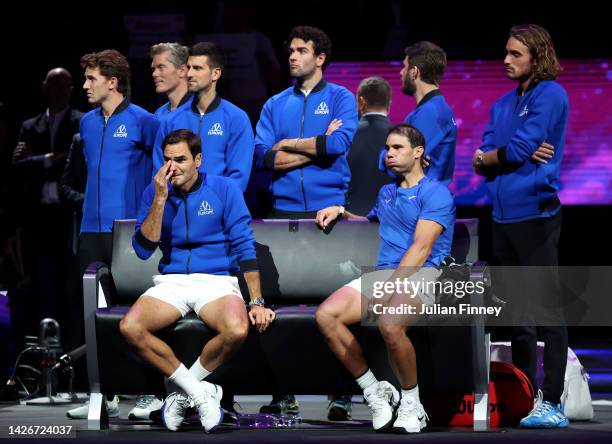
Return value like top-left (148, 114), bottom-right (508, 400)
top-left (472, 24), bottom-right (570, 428)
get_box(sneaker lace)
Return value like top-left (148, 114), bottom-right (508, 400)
top-left (190, 385), bottom-right (218, 411)
top-left (168, 392), bottom-right (190, 413)
top-left (135, 395), bottom-right (157, 409)
top-left (531, 401), bottom-right (554, 417)
top-left (366, 384), bottom-right (391, 415)
top-left (397, 399), bottom-right (429, 422)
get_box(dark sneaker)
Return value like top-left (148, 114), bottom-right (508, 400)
top-left (259, 395), bottom-right (300, 415)
top-left (328, 395), bottom-right (352, 421)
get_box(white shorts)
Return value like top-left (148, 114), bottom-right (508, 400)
top-left (143, 273), bottom-right (243, 317)
top-left (344, 267), bottom-right (442, 306)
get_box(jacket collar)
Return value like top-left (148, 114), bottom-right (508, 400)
top-left (98, 97), bottom-right (129, 118)
top-left (416, 89), bottom-right (442, 108)
top-left (516, 80), bottom-right (540, 97)
top-left (191, 94), bottom-right (221, 115)
top-left (172, 172), bottom-right (204, 196)
top-left (293, 78), bottom-right (327, 96)
top-left (165, 92), bottom-right (193, 112)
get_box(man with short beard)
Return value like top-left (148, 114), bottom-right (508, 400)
top-left (153, 42), bottom-right (254, 192)
top-left (397, 41), bottom-right (457, 186)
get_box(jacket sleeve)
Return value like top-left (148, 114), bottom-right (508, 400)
top-left (59, 133), bottom-right (86, 209)
top-left (152, 118), bottom-right (169, 176)
top-left (223, 180), bottom-right (258, 271)
top-left (479, 105), bottom-right (497, 153)
top-left (141, 114), bottom-right (160, 156)
top-left (225, 110), bottom-right (254, 191)
top-left (498, 88), bottom-right (568, 165)
top-left (315, 88), bottom-right (358, 157)
top-left (132, 185), bottom-right (159, 260)
top-left (254, 98), bottom-right (277, 171)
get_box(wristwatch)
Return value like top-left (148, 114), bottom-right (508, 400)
top-left (248, 297), bottom-right (266, 307)
top-left (337, 205), bottom-right (345, 217)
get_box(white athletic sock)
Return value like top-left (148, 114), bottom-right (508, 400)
top-left (168, 363), bottom-right (201, 398)
top-left (356, 369), bottom-right (378, 391)
top-left (189, 358), bottom-right (212, 381)
top-left (401, 385), bottom-right (419, 403)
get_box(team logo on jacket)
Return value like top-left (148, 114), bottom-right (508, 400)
top-left (314, 102), bottom-right (329, 115)
top-left (208, 123), bottom-right (223, 136)
top-left (113, 124), bottom-right (128, 138)
top-left (198, 201), bottom-right (214, 216)
top-left (519, 105), bottom-right (529, 117)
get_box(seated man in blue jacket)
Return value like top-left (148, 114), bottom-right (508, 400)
top-left (316, 124), bottom-right (455, 434)
top-left (120, 129), bottom-right (275, 433)
top-left (255, 26), bottom-right (358, 218)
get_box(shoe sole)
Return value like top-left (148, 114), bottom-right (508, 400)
top-left (128, 413), bottom-right (150, 421)
top-left (374, 414), bottom-right (396, 433)
top-left (204, 408), bottom-right (224, 434)
top-left (161, 401), bottom-right (181, 432)
top-left (520, 422), bottom-right (569, 429)
top-left (328, 409), bottom-right (351, 421)
top-left (391, 424), bottom-right (425, 434)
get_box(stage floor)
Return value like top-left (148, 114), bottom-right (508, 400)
top-left (1, 395), bottom-right (612, 442)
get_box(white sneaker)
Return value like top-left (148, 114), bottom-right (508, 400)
top-left (162, 391), bottom-right (190, 431)
top-left (66, 395), bottom-right (120, 419)
top-left (364, 381), bottom-right (400, 431)
top-left (191, 381), bottom-right (223, 433)
top-left (393, 396), bottom-right (428, 433)
top-left (128, 395), bottom-right (163, 420)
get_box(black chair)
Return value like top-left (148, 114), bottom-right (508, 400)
top-left (83, 218), bottom-right (490, 430)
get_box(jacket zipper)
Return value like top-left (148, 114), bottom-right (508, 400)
top-left (300, 94), bottom-right (308, 212)
top-left (97, 119), bottom-right (108, 232)
top-left (183, 194), bottom-right (191, 273)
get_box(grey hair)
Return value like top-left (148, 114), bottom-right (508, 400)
top-left (150, 42), bottom-right (189, 68)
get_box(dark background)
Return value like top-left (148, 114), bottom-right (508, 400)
top-left (1, 1), bottom-right (610, 126)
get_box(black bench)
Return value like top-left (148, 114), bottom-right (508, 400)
top-left (83, 218), bottom-right (490, 430)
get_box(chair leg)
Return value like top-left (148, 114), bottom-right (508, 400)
top-left (473, 332), bottom-right (491, 431)
top-left (87, 392), bottom-right (109, 430)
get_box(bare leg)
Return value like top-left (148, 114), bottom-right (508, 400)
top-left (316, 286), bottom-right (368, 377)
top-left (197, 295), bottom-right (249, 371)
top-left (378, 293), bottom-right (423, 388)
top-left (120, 296), bottom-right (182, 376)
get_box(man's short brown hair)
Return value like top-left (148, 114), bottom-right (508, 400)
top-left (80, 49), bottom-right (131, 95)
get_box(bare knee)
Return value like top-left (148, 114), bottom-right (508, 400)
top-left (221, 317), bottom-right (249, 346)
top-left (378, 324), bottom-right (406, 348)
top-left (316, 305), bottom-right (340, 335)
top-left (120, 316), bottom-right (146, 346)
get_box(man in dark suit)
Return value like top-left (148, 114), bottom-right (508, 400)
top-left (346, 77), bottom-right (393, 215)
top-left (11, 67), bottom-right (83, 334)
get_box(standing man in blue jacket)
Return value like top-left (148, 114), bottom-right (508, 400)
top-left (472, 24), bottom-right (570, 429)
top-left (400, 42), bottom-right (457, 186)
top-left (153, 42), bottom-right (254, 192)
top-left (67, 49), bottom-right (160, 419)
top-left (150, 42), bottom-right (192, 119)
top-left (255, 25), bottom-right (358, 218)
top-left (121, 129), bottom-right (275, 433)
